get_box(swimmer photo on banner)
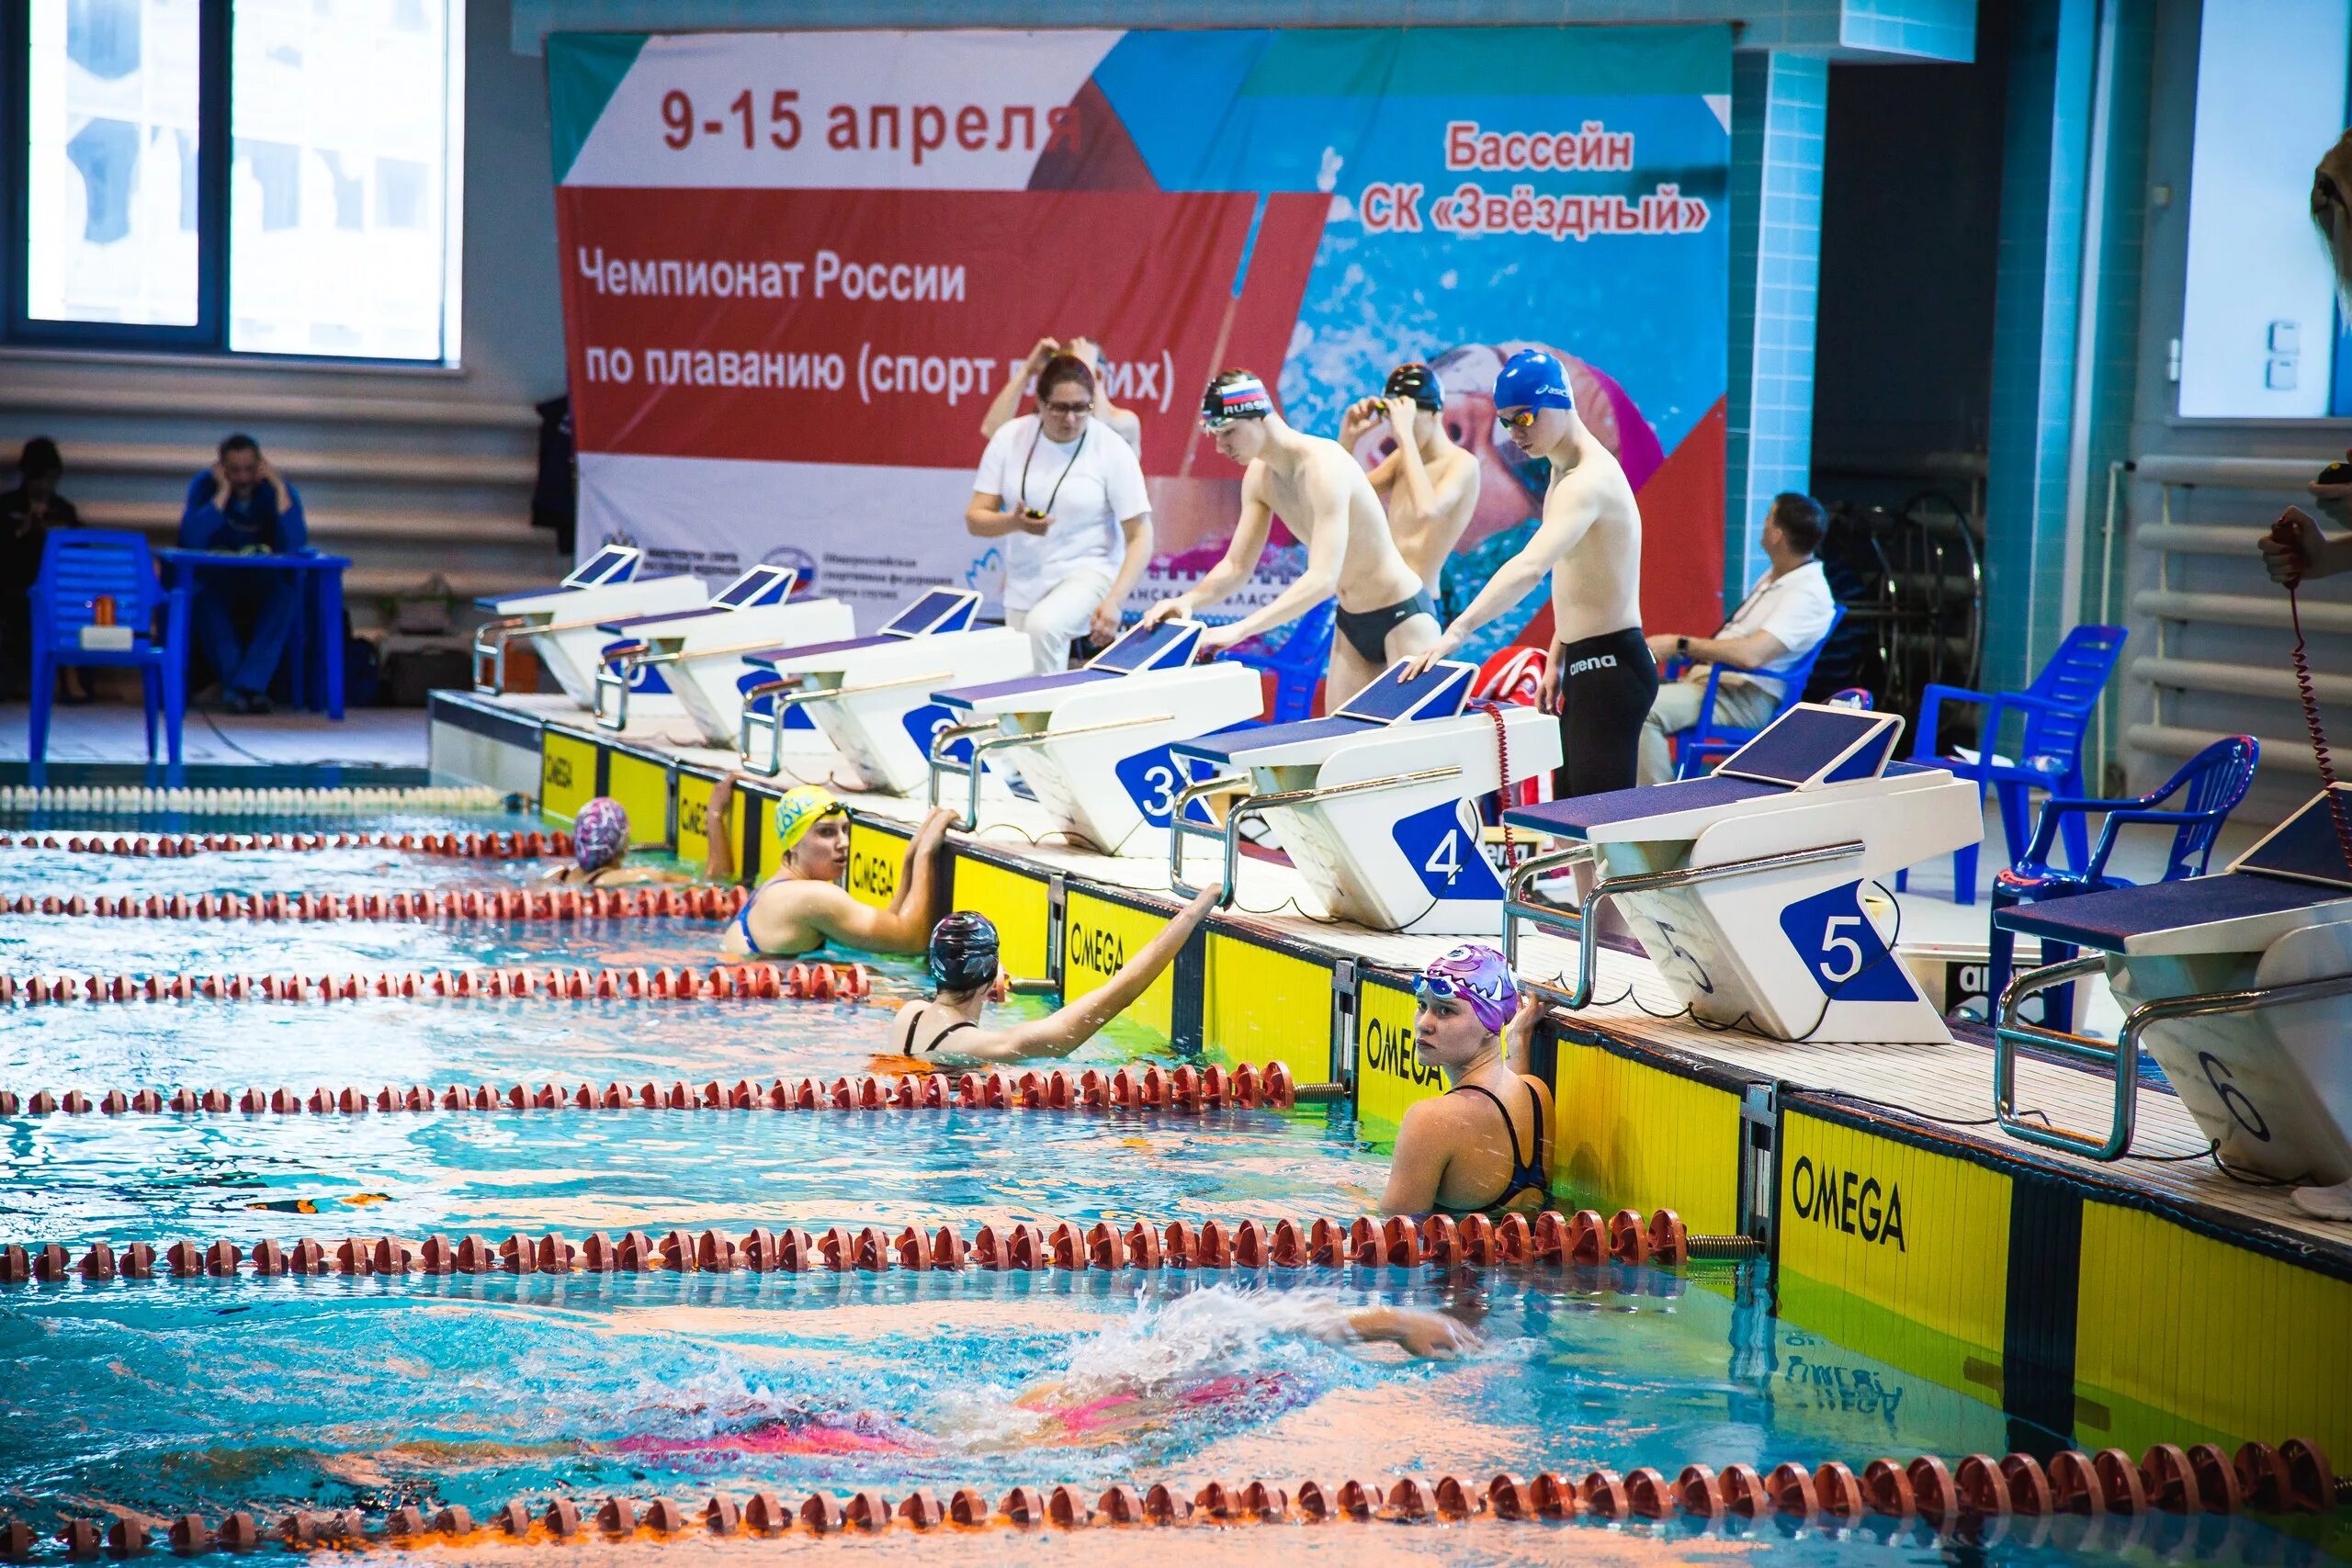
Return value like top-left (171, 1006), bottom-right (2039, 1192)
top-left (549, 26), bottom-right (1727, 644)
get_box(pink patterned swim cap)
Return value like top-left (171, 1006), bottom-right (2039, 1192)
top-left (572, 797), bottom-right (630, 871)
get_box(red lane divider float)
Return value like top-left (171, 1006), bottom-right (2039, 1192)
top-left (0, 829), bottom-right (571, 860)
top-left (0, 1206), bottom-right (1740, 1286)
top-left (0, 961), bottom-right (867, 1006)
top-left (4, 884), bottom-right (747, 924)
top-left (13, 1439), bottom-right (2338, 1557)
top-left (0, 1061), bottom-right (1304, 1120)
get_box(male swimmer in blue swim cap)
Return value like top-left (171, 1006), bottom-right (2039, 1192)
top-left (1403, 348), bottom-right (1655, 800)
top-left (708, 774), bottom-right (957, 959)
top-left (1379, 942), bottom-right (1553, 1216)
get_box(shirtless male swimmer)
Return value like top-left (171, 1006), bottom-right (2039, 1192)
top-left (1340, 361), bottom-right (1481, 601)
top-left (1405, 348), bottom-right (1653, 797)
top-left (1144, 369), bottom-right (1439, 708)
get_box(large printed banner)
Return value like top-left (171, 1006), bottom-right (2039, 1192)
top-left (550, 26), bottom-right (1729, 649)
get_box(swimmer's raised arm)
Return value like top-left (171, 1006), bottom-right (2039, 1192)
top-left (922, 886), bottom-right (1220, 1067)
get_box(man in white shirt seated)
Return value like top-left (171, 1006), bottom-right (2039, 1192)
top-left (1636, 491), bottom-right (1837, 784)
top-left (966, 353), bottom-right (1154, 673)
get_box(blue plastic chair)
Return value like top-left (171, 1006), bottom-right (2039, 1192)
top-left (28, 529), bottom-right (189, 787)
top-left (1984, 735), bottom-right (2257, 1030)
top-left (1668, 604), bottom-right (1849, 779)
top-left (1896, 624), bottom-right (2129, 905)
top-left (1224, 599), bottom-right (1338, 723)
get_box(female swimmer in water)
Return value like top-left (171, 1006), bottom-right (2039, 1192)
top-left (1380, 943), bottom-right (1554, 1217)
top-left (884, 885), bottom-right (1219, 1066)
top-left (712, 774), bottom-right (955, 960)
top-left (540, 796), bottom-right (709, 887)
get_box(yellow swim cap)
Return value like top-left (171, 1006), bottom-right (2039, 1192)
top-left (773, 784), bottom-right (845, 854)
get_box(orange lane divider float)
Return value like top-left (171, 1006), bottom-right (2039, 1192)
top-left (0, 829), bottom-right (571, 860)
top-left (0, 1062), bottom-right (1309, 1120)
top-left (4, 884), bottom-right (747, 924)
top-left (0, 961), bottom-right (869, 1006)
top-left (0, 1206), bottom-right (1743, 1286)
top-left (12, 1440), bottom-right (2339, 1558)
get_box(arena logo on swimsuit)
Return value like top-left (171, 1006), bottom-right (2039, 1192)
top-left (1067, 923), bottom-right (1126, 976)
top-left (1787, 1155), bottom-right (1905, 1251)
top-left (1360, 1013), bottom-right (1442, 1089)
top-left (1566, 653), bottom-right (1619, 677)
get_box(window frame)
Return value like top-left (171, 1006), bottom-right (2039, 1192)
top-left (2, 0), bottom-right (462, 368)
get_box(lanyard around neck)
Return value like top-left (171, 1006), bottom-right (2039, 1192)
top-left (1018, 421), bottom-right (1087, 519)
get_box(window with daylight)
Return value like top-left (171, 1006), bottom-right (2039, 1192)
top-left (5, 0), bottom-right (465, 363)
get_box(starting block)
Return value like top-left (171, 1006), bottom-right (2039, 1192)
top-left (470, 545), bottom-right (707, 705)
top-left (927, 620), bottom-right (1264, 853)
top-left (591, 565), bottom-right (854, 739)
top-left (737, 589), bottom-right (1030, 794)
top-left (1994, 785), bottom-right (2352, 1214)
top-left (1168, 660), bottom-right (1557, 934)
top-left (1501, 705), bottom-right (1980, 1042)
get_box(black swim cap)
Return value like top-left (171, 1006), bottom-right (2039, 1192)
top-left (1384, 363), bottom-right (1444, 412)
top-left (928, 910), bottom-right (1001, 994)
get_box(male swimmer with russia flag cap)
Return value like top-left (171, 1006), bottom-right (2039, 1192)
top-left (1143, 368), bottom-right (1439, 709)
top-left (709, 773), bottom-right (958, 959)
top-left (1403, 348), bottom-right (1653, 799)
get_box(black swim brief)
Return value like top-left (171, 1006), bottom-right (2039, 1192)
top-left (1552, 626), bottom-right (1657, 797)
top-left (1334, 590), bottom-right (1439, 665)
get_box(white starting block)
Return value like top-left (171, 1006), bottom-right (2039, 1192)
top-left (470, 545), bottom-right (707, 705)
top-left (927, 620), bottom-right (1265, 854)
top-left (591, 565), bottom-right (854, 738)
top-left (736, 589), bottom-right (1031, 795)
top-left (1500, 705), bottom-right (1980, 1043)
top-left (1167, 660), bottom-right (1557, 934)
top-left (1994, 785), bottom-right (2352, 1216)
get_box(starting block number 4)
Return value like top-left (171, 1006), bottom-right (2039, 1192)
top-left (1394, 802), bottom-right (1503, 903)
top-left (1777, 882), bottom-right (1913, 1003)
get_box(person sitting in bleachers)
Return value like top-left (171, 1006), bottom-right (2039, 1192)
top-left (1636, 491), bottom-right (1836, 784)
top-left (177, 434), bottom-right (308, 714)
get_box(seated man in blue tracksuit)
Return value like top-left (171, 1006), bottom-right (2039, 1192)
top-left (177, 434), bottom-right (308, 714)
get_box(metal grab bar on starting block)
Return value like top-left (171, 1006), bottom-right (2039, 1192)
top-left (1167, 765), bottom-right (1465, 908)
top-left (594, 636), bottom-right (817, 733)
top-left (929, 712), bottom-right (1175, 830)
top-left (476, 605), bottom-right (684, 697)
top-left (734, 670), bottom-right (953, 777)
top-left (1504, 840), bottom-right (1866, 1009)
top-left (1995, 962), bottom-right (2352, 1162)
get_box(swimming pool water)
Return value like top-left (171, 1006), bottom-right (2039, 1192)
top-left (1, 811), bottom-right (2339, 1567)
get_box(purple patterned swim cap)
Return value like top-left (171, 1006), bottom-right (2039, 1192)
top-left (572, 797), bottom-right (630, 872)
top-left (1416, 942), bottom-right (1520, 1034)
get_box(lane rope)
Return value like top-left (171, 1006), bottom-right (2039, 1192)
top-left (0, 829), bottom-right (570, 859)
top-left (17, 1437), bottom-right (2339, 1556)
top-left (0, 961), bottom-right (867, 1006)
top-left (0, 1061), bottom-right (1308, 1119)
top-left (6, 884), bottom-right (741, 924)
top-left (0, 1207), bottom-right (1725, 1284)
top-left (0, 784), bottom-right (504, 816)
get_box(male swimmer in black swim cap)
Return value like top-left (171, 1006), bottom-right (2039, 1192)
top-left (1341, 362), bottom-right (1483, 602)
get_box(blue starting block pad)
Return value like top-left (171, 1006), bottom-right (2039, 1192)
top-left (470, 545), bottom-right (709, 706)
top-left (926, 619), bottom-right (1264, 855)
top-left (733, 588), bottom-right (1031, 795)
top-left (1502, 704), bottom-right (1979, 1044)
top-left (1990, 785), bottom-right (2352, 1197)
top-left (1168, 658), bottom-right (1558, 935)
top-left (590, 566), bottom-right (854, 742)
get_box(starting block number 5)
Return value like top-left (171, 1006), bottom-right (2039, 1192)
top-left (1777, 882), bottom-right (1915, 1003)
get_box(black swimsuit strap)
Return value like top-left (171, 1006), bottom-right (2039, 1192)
top-left (1451, 1081), bottom-right (1533, 1168)
top-left (897, 1007), bottom-right (978, 1055)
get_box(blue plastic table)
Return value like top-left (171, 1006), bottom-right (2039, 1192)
top-left (158, 548), bottom-right (352, 720)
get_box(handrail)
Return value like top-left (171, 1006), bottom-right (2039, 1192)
top-left (1167, 765), bottom-right (1464, 907)
top-left (1995, 960), bottom-right (2352, 1160)
top-left (2132, 454), bottom-right (2319, 491)
top-left (470, 615), bottom-right (530, 694)
top-left (1167, 773), bottom-right (1252, 901)
top-left (926, 711), bottom-right (1173, 829)
top-left (1507, 841), bottom-right (1865, 1010)
top-left (596, 633), bottom-right (820, 734)
top-left (732, 669), bottom-right (955, 776)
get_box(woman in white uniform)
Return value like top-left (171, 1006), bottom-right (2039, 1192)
top-left (966, 354), bottom-right (1154, 673)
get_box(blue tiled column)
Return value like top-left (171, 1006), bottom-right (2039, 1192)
top-left (1982, 0), bottom-right (2097, 693)
top-left (1725, 50), bottom-right (1828, 602)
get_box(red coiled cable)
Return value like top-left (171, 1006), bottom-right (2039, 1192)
top-left (2285, 570), bottom-right (2352, 875)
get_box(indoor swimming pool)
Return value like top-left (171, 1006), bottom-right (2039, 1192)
top-left (0, 807), bottom-right (2340, 1565)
